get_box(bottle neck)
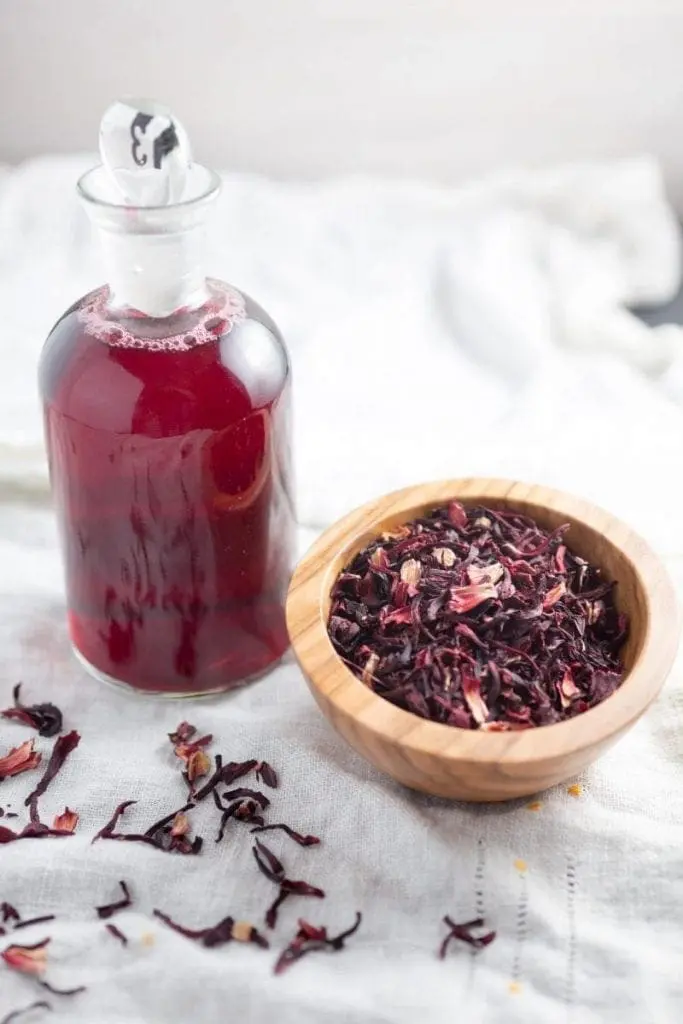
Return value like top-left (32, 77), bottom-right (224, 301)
top-left (99, 224), bottom-right (209, 318)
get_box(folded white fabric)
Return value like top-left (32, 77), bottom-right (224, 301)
top-left (0, 155), bottom-right (682, 1023)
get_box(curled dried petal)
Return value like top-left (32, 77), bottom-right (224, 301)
top-left (2, 939), bottom-right (49, 975)
top-left (448, 583), bottom-right (498, 614)
top-left (447, 501), bottom-right (468, 529)
top-left (168, 722), bottom-right (196, 745)
top-left (52, 808), bottom-right (79, 834)
top-left (186, 750), bottom-right (211, 782)
top-left (543, 581), bottom-right (566, 609)
top-left (462, 671), bottom-right (489, 726)
top-left (2, 684), bottom-right (62, 738)
top-left (170, 812), bottom-right (189, 837)
top-left (0, 740), bottom-right (41, 781)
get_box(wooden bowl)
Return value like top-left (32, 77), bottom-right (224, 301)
top-left (286, 479), bottom-right (679, 801)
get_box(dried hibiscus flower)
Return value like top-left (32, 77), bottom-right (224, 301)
top-left (1, 684), bottom-right (62, 738)
top-left (252, 839), bottom-right (325, 928)
top-left (169, 724), bottom-right (213, 794)
top-left (95, 880), bottom-right (132, 920)
top-left (24, 732), bottom-right (80, 810)
top-left (105, 923), bottom-right (128, 946)
top-left (0, 740), bottom-right (41, 782)
top-left (93, 800), bottom-right (202, 856)
top-left (255, 761), bottom-right (278, 789)
top-left (328, 502), bottom-right (629, 729)
top-left (274, 913), bottom-right (362, 974)
top-left (0, 1001), bottom-right (52, 1024)
top-left (1, 903), bottom-right (20, 924)
top-left (153, 908), bottom-right (269, 949)
top-left (250, 823), bottom-right (320, 847)
top-left (439, 916), bottom-right (496, 958)
top-left (52, 808), bottom-right (78, 834)
top-left (1, 937), bottom-right (84, 996)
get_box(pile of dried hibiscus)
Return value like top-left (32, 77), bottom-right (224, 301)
top-left (328, 501), bottom-right (629, 729)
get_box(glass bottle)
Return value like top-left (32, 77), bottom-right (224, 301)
top-left (38, 139), bottom-right (294, 697)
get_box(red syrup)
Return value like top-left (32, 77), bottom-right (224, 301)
top-left (39, 280), bottom-right (294, 695)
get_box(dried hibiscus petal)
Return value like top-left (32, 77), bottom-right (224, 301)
top-left (96, 880), bottom-right (132, 920)
top-left (105, 923), bottom-right (128, 946)
top-left (274, 913), bottom-right (362, 974)
top-left (2, 939), bottom-right (49, 975)
top-left (252, 840), bottom-right (325, 928)
top-left (153, 909), bottom-right (269, 949)
top-left (250, 823), bottom-right (320, 847)
top-left (24, 731), bottom-right (80, 810)
top-left (255, 761), bottom-right (278, 788)
top-left (13, 916), bottom-right (56, 932)
top-left (1, 684), bottom-right (62, 738)
top-left (1, 902), bottom-right (20, 923)
top-left (0, 1001), bottom-right (52, 1024)
top-left (168, 721), bottom-right (196, 745)
top-left (94, 800), bottom-right (202, 856)
top-left (52, 807), bottom-right (78, 834)
top-left (0, 740), bottom-right (41, 782)
top-left (439, 916), bottom-right (496, 958)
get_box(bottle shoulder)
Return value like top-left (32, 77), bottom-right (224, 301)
top-left (39, 282), bottom-right (290, 436)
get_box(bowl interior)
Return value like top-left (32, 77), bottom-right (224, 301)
top-left (320, 492), bottom-right (646, 676)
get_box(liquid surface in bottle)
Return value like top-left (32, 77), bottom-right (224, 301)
top-left (39, 281), bottom-right (294, 695)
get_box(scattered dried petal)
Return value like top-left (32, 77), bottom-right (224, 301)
top-left (0, 1001), bottom-right (52, 1024)
top-left (13, 916), bottom-right (56, 932)
top-left (170, 813), bottom-right (189, 837)
top-left (168, 722), bottom-right (196, 745)
top-left (186, 749), bottom-right (211, 782)
top-left (439, 916), bottom-right (496, 958)
top-left (252, 840), bottom-right (325, 928)
top-left (105, 923), bottom-right (128, 946)
top-left (94, 801), bottom-right (202, 856)
top-left (250, 823), bottom-right (321, 847)
top-left (2, 939), bottom-right (49, 975)
top-left (153, 909), bottom-right (269, 950)
top-left (255, 761), bottom-right (278, 789)
top-left (1, 902), bottom-right (20, 923)
top-left (274, 913), bottom-right (362, 974)
top-left (24, 732), bottom-right (80, 809)
top-left (0, 740), bottom-right (41, 781)
top-left (52, 808), bottom-right (78, 834)
top-left (96, 881), bottom-right (132, 920)
top-left (1, 685), bottom-right (62, 738)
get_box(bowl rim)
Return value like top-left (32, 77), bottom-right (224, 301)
top-left (286, 478), bottom-right (679, 765)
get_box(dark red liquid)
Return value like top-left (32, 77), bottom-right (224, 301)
top-left (39, 284), bottom-right (294, 694)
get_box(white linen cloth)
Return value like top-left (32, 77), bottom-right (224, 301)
top-left (0, 154), bottom-right (682, 1023)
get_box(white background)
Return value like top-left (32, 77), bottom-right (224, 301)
top-left (1, 1), bottom-right (683, 203)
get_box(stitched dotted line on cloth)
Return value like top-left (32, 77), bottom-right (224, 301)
top-left (564, 855), bottom-right (578, 1018)
top-left (474, 837), bottom-right (485, 920)
top-left (509, 859), bottom-right (528, 995)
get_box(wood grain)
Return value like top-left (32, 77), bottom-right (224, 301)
top-left (286, 479), bottom-right (679, 801)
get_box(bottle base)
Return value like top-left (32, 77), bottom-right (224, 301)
top-left (71, 643), bottom-right (291, 700)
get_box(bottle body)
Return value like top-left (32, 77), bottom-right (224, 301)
top-left (39, 280), bottom-right (294, 695)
